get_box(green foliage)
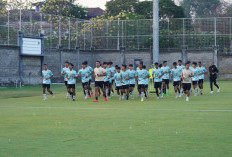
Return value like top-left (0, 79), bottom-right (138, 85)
top-left (181, 0), bottom-right (221, 17)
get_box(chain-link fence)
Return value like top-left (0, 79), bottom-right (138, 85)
top-left (1, 10), bottom-right (232, 52)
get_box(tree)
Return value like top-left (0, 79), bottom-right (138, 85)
top-left (41, 0), bottom-right (88, 19)
top-left (105, 0), bottom-right (138, 17)
top-left (181, 0), bottom-right (222, 18)
top-left (106, 0), bottom-right (185, 19)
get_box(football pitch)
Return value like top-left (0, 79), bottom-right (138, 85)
top-left (0, 81), bottom-right (232, 157)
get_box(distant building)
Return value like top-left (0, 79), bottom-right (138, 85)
top-left (87, 7), bottom-right (105, 19)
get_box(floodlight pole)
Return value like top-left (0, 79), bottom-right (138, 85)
top-left (153, 0), bottom-right (159, 63)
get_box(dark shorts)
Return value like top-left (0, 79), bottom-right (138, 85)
top-left (154, 82), bottom-right (162, 88)
top-left (138, 84), bottom-right (145, 89)
top-left (192, 81), bottom-right (198, 86)
top-left (103, 81), bottom-right (109, 88)
top-left (82, 82), bottom-right (89, 88)
top-left (67, 84), bottom-right (76, 89)
top-left (116, 86), bottom-right (122, 90)
top-left (122, 85), bottom-right (129, 89)
top-left (162, 79), bottom-right (170, 84)
top-left (183, 83), bottom-right (191, 91)
top-left (144, 84), bottom-right (148, 89)
top-left (173, 81), bottom-right (180, 87)
top-left (88, 79), bottom-right (92, 86)
top-left (129, 84), bottom-right (135, 88)
top-left (108, 82), bottom-right (113, 87)
top-left (198, 79), bottom-right (204, 84)
top-left (95, 81), bottom-right (104, 88)
top-left (64, 81), bottom-right (68, 86)
top-left (42, 84), bottom-right (50, 89)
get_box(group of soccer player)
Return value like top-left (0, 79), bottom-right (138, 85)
top-left (41, 59), bottom-right (220, 102)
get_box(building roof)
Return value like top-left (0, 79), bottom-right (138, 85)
top-left (87, 7), bottom-right (105, 18)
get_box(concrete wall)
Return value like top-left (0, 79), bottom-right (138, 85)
top-left (0, 45), bottom-right (232, 85)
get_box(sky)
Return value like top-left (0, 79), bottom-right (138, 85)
top-left (77, 0), bottom-right (232, 10)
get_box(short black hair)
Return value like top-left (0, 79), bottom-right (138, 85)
top-left (173, 62), bottom-right (177, 65)
top-left (103, 62), bottom-right (108, 65)
top-left (192, 62), bottom-right (197, 65)
top-left (185, 62), bottom-right (189, 66)
top-left (187, 61), bottom-right (191, 64)
top-left (65, 61), bottom-right (69, 64)
top-left (143, 65), bottom-right (146, 69)
top-left (198, 61), bottom-right (202, 64)
top-left (43, 64), bottom-right (47, 66)
top-left (178, 60), bottom-right (182, 63)
top-left (96, 61), bottom-right (101, 64)
top-left (163, 61), bottom-right (167, 64)
top-left (109, 61), bottom-right (113, 65)
top-left (139, 61), bottom-right (143, 65)
top-left (82, 62), bottom-right (87, 65)
top-left (159, 64), bottom-right (162, 68)
top-left (129, 64), bottom-right (133, 67)
top-left (154, 62), bottom-right (159, 66)
top-left (115, 65), bottom-right (118, 68)
top-left (83, 61), bottom-right (88, 64)
top-left (69, 63), bottom-right (74, 67)
top-left (116, 67), bottom-right (121, 70)
top-left (122, 64), bottom-right (127, 68)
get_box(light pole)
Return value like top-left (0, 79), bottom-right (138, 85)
top-left (153, 0), bottom-right (159, 63)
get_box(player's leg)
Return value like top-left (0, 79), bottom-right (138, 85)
top-left (162, 81), bottom-right (166, 95)
top-left (42, 85), bottom-right (47, 100)
top-left (166, 80), bottom-right (170, 96)
top-left (125, 86), bottom-right (129, 101)
top-left (94, 82), bottom-right (100, 102)
top-left (84, 83), bottom-right (89, 99)
top-left (213, 77), bottom-right (220, 92)
top-left (47, 85), bottom-right (54, 98)
top-left (72, 87), bottom-right (76, 101)
top-left (140, 85), bottom-right (145, 102)
top-left (65, 81), bottom-right (69, 98)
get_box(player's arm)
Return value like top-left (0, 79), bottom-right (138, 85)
top-left (108, 72), bottom-right (112, 79)
top-left (61, 69), bottom-right (66, 76)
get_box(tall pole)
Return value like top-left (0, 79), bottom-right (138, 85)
top-left (153, 0), bottom-right (159, 63)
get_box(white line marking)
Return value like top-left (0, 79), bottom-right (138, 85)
top-left (0, 106), bottom-right (232, 112)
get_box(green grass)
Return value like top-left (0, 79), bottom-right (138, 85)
top-left (0, 81), bottom-right (232, 157)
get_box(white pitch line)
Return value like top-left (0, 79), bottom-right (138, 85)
top-left (0, 106), bottom-right (232, 112)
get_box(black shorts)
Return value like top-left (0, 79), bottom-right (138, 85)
top-left (173, 81), bottom-right (180, 87)
top-left (198, 79), bottom-right (204, 84)
top-left (115, 86), bottom-right (122, 90)
top-left (42, 84), bottom-right (50, 89)
top-left (154, 82), bottom-right (162, 88)
top-left (95, 81), bottom-right (104, 88)
top-left (88, 79), bottom-right (92, 86)
top-left (67, 84), bottom-right (76, 89)
top-left (108, 82), bottom-right (113, 87)
top-left (183, 83), bottom-right (191, 91)
top-left (122, 85), bottom-right (129, 89)
top-left (129, 84), bottom-right (135, 88)
top-left (192, 81), bottom-right (198, 86)
top-left (138, 84), bottom-right (145, 89)
top-left (162, 79), bottom-right (169, 84)
top-left (82, 82), bottom-right (89, 88)
top-left (103, 81), bottom-right (109, 88)
top-left (64, 81), bottom-right (68, 86)
top-left (144, 84), bottom-right (148, 88)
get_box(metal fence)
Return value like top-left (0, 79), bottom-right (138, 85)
top-left (1, 10), bottom-right (232, 52)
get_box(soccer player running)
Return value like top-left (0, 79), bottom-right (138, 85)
top-left (152, 63), bottom-right (163, 99)
top-left (84, 61), bottom-right (94, 97)
top-left (61, 61), bottom-right (70, 98)
top-left (114, 66), bottom-right (123, 100)
top-left (41, 64), bottom-right (54, 101)
top-left (161, 61), bottom-right (171, 96)
top-left (103, 62), bottom-right (112, 99)
top-left (78, 62), bottom-right (90, 99)
top-left (171, 62), bottom-right (182, 98)
top-left (197, 61), bottom-right (207, 95)
top-left (181, 62), bottom-right (194, 102)
top-left (137, 63), bottom-right (146, 102)
top-left (177, 60), bottom-right (185, 95)
top-left (66, 63), bottom-right (78, 101)
top-left (127, 64), bottom-right (137, 99)
top-left (143, 65), bottom-right (150, 99)
top-left (191, 62), bottom-right (200, 96)
top-left (108, 62), bottom-right (116, 97)
top-left (121, 65), bottom-right (130, 101)
top-left (209, 62), bottom-right (220, 94)
top-left (93, 61), bottom-right (107, 102)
